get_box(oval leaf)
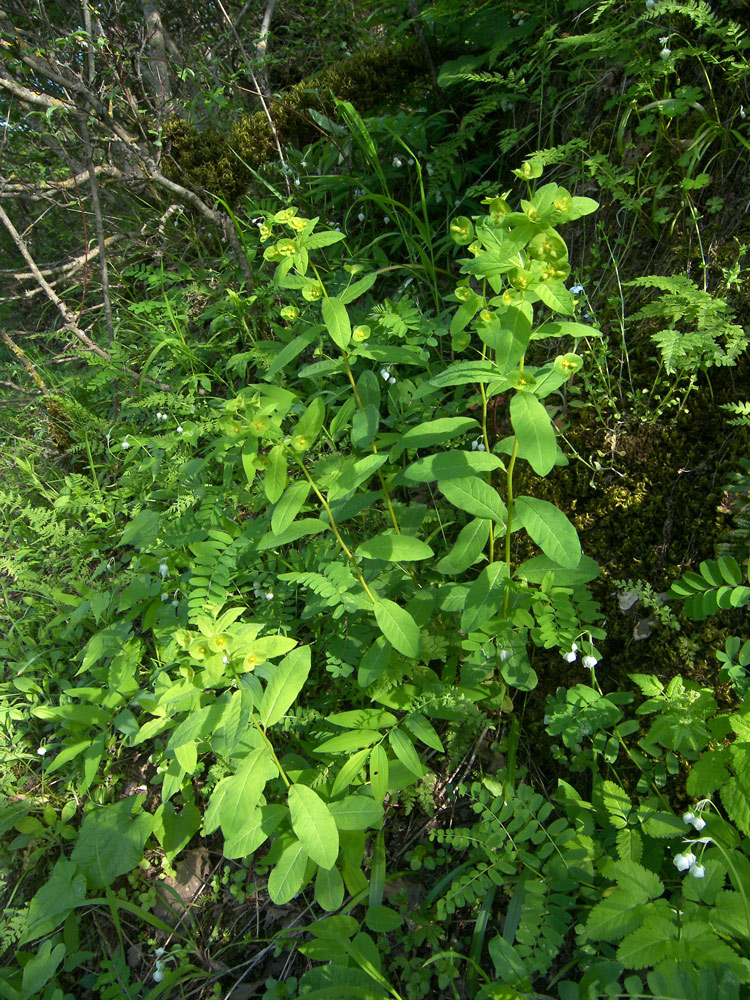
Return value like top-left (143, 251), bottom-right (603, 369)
top-left (388, 729), bottom-right (425, 779)
top-left (356, 533), bottom-right (434, 562)
top-left (403, 450), bottom-right (503, 482)
top-left (373, 599), bottom-right (420, 658)
top-left (514, 496), bottom-right (581, 568)
top-left (510, 393), bottom-right (557, 476)
top-left (322, 296), bottom-right (351, 350)
top-left (260, 645), bottom-right (312, 727)
top-left (437, 518), bottom-right (491, 575)
top-left (268, 839), bottom-right (309, 904)
top-left (289, 784), bottom-right (339, 869)
top-left (439, 477), bottom-right (507, 524)
top-left (271, 480), bottom-right (311, 536)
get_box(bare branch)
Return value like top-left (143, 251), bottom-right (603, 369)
top-left (1, 165), bottom-right (123, 198)
top-left (0, 202), bottom-right (110, 358)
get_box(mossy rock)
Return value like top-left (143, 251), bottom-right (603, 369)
top-left (164, 39), bottom-right (429, 205)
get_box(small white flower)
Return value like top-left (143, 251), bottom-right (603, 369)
top-left (426, 163), bottom-right (434, 176)
top-left (222, 655), bottom-right (229, 664)
top-left (408, 158), bottom-right (414, 166)
top-left (176, 426), bottom-right (183, 434)
top-left (646, 0), bottom-right (655, 8)
top-left (674, 852), bottom-right (697, 871)
top-left (264, 591), bottom-right (274, 600)
top-left (154, 948), bottom-right (166, 959)
top-left (741, 106), bottom-right (747, 120)
top-left (301, 159), bottom-right (308, 168)
top-left (357, 212), bottom-right (365, 222)
top-left (682, 811), bottom-right (696, 826)
top-left (570, 284), bottom-right (584, 295)
top-left (36, 746), bottom-right (47, 756)
top-left (381, 368), bottom-right (390, 381)
top-left (153, 967), bottom-right (165, 983)
top-left (692, 816), bottom-right (706, 831)
top-left (121, 440), bottom-right (130, 449)
top-left (383, 215), bottom-right (390, 224)
top-left (171, 600), bottom-right (179, 607)
top-left (388, 376), bottom-right (397, 385)
top-left (161, 593), bottom-right (169, 601)
top-left (690, 863), bottom-right (705, 878)
top-left (156, 411), bottom-right (163, 420)
top-left (660, 36), bottom-right (669, 45)
top-left (499, 649), bottom-right (510, 662)
top-left (660, 46), bottom-right (671, 60)
top-left (393, 156), bottom-right (403, 168)
top-left (476, 442), bottom-right (485, 451)
top-left (582, 655), bottom-right (598, 669)
top-left (158, 562), bottom-right (169, 579)
top-left (563, 650), bottom-right (578, 663)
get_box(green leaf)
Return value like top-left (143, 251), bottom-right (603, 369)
top-left (584, 892), bottom-right (647, 943)
top-left (510, 393), bottom-right (557, 476)
top-left (356, 533), bottom-right (433, 562)
top-left (328, 454), bottom-right (388, 501)
top-left (686, 749), bottom-right (730, 797)
top-left (223, 804), bottom-right (287, 859)
top-left (339, 271), bottom-right (378, 305)
top-left (260, 645), bottom-right (312, 727)
top-left (71, 796), bottom-right (154, 889)
top-left (153, 799), bottom-right (202, 863)
top-left (439, 477), bottom-right (507, 524)
top-left (532, 320), bottom-right (599, 341)
top-left (720, 777), bottom-right (750, 835)
top-left (369, 744), bottom-right (389, 802)
top-left (328, 794), bottom-right (384, 831)
top-left (613, 860), bottom-right (664, 900)
top-left (534, 281), bottom-right (575, 316)
top-left (327, 709), bottom-right (397, 729)
top-left (352, 405), bottom-right (379, 449)
top-left (268, 839), bottom-right (309, 904)
top-left (365, 904), bottom-right (404, 933)
top-left (373, 599), bottom-right (420, 658)
top-left (331, 748), bottom-right (371, 797)
top-left (404, 713), bottom-right (444, 752)
top-left (514, 496), bottom-right (581, 568)
top-left (289, 785), bottom-right (339, 869)
top-left (460, 562), bottom-right (510, 632)
top-left (267, 327), bottom-right (319, 379)
top-left (391, 417), bottom-right (479, 459)
top-left (316, 730), bottom-right (383, 754)
top-left (322, 296), bottom-right (351, 350)
top-left (388, 729), bottom-right (425, 779)
top-left (616, 917), bottom-right (675, 970)
top-left (430, 360), bottom-right (502, 388)
top-left (402, 450), bottom-right (503, 482)
top-left (264, 444), bottom-right (287, 504)
top-left (206, 748), bottom-right (278, 840)
top-left (437, 518), bottom-right (491, 575)
top-left (257, 518), bottom-right (328, 550)
top-left (272, 480), bottom-right (311, 535)
top-left (21, 859), bottom-right (86, 943)
top-left (315, 864), bottom-right (346, 911)
top-left (491, 306), bottom-right (532, 373)
top-left (292, 397), bottom-right (326, 450)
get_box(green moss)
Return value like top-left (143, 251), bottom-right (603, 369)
top-left (164, 40), bottom-right (427, 205)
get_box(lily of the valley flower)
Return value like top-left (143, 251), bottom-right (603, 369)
top-left (682, 811), bottom-right (707, 832)
top-left (674, 851), bottom-right (705, 877)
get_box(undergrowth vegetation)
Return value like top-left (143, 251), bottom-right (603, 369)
top-left (2, 1), bottom-right (750, 998)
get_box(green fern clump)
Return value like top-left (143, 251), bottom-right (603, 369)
top-left (628, 273), bottom-right (749, 375)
